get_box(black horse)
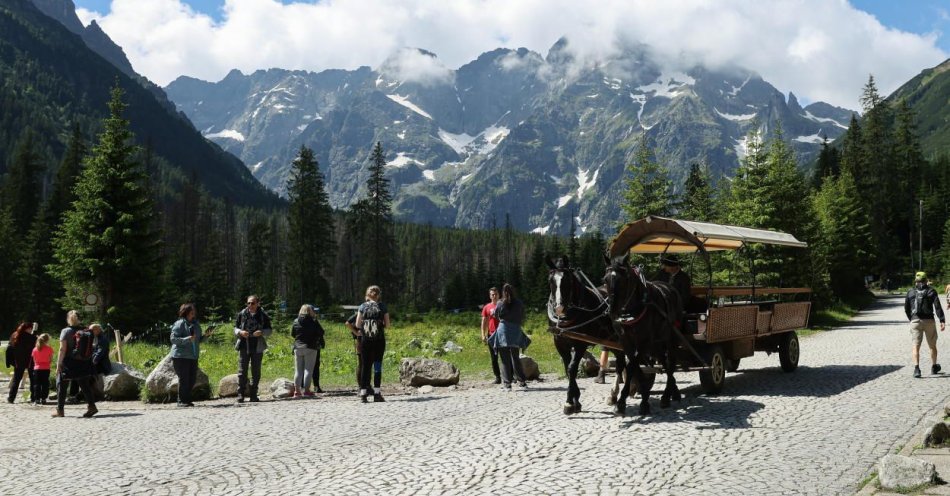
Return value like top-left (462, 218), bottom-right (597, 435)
top-left (603, 256), bottom-right (684, 416)
top-left (547, 257), bottom-right (627, 415)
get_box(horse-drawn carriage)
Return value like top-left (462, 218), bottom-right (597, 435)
top-left (549, 216), bottom-right (811, 415)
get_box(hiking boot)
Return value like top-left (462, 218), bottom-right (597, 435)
top-left (51, 409), bottom-right (64, 418)
top-left (83, 405), bottom-right (98, 418)
top-left (933, 364), bottom-right (942, 375)
top-left (360, 395), bottom-right (368, 403)
top-left (518, 382), bottom-right (528, 389)
top-left (594, 371), bottom-right (606, 384)
top-left (914, 366), bottom-right (922, 378)
top-left (493, 377), bottom-right (502, 385)
top-left (6, 397), bottom-right (13, 404)
top-left (373, 393), bottom-right (385, 403)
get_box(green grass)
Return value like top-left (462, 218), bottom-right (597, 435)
top-left (808, 294), bottom-right (874, 333)
top-left (12, 311), bottom-right (564, 399)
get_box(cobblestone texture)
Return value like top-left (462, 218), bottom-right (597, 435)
top-left (1, 297), bottom-right (947, 495)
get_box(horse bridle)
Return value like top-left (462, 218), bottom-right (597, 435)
top-left (547, 268), bottom-right (609, 333)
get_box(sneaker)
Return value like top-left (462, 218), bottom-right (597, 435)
top-left (51, 409), bottom-right (64, 418)
top-left (493, 377), bottom-right (502, 385)
top-left (83, 405), bottom-right (98, 418)
top-left (316, 387), bottom-right (324, 393)
top-left (594, 372), bottom-right (606, 384)
top-left (933, 364), bottom-right (942, 375)
top-left (6, 398), bottom-right (13, 404)
top-left (177, 402), bottom-right (187, 408)
top-left (914, 366), bottom-right (922, 378)
top-left (186, 402), bottom-right (195, 407)
top-left (500, 384), bottom-right (512, 391)
top-left (518, 382), bottom-right (528, 388)
top-left (373, 393), bottom-right (385, 403)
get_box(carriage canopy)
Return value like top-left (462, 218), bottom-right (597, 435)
top-left (608, 216), bottom-right (808, 259)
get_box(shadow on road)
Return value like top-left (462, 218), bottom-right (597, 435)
top-left (684, 364), bottom-right (903, 398)
top-left (619, 397), bottom-right (765, 429)
top-left (93, 412), bottom-right (143, 418)
top-left (831, 320), bottom-right (903, 328)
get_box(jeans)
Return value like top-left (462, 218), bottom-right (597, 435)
top-left (57, 374), bottom-right (95, 410)
top-left (238, 350), bottom-right (263, 398)
top-left (7, 363), bottom-right (33, 402)
top-left (359, 339), bottom-right (386, 393)
top-left (294, 348), bottom-right (318, 391)
top-left (487, 342), bottom-right (501, 380)
top-left (498, 347), bottom-right (526, 386)
top-left (172, 358), bottom-right (198, 404)
top-left (33, 369), bottom-right (50, 402)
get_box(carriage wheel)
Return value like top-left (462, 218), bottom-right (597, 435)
top-left (699, 345), bottom-right (726, 395)
top-left (725, 358), bottom-right (740, 373)
top-left (779, 331), bottom-right (799, 372)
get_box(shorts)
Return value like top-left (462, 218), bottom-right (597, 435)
top-left (911, 320), bottom-right (938, 348)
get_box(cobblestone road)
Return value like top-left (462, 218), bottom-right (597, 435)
top-left (2, 297), bottom-right (948, 495)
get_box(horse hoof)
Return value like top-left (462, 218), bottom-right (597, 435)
top-left (573, 402), bottom-right (582, 414)
top-left (563, 404), bottom-right (575, 415)
top-left (639, 403), bottom-right (651, 416)
top-left (660, 397), bottom-right (670, 408)
top-left (607, 395), bottom-right (617, 406)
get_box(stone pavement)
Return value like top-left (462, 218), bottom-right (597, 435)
top-left (1, 296), bottom-right (948, 495)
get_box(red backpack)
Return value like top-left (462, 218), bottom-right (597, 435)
top-left (70, 328), bottom-right (94, 361)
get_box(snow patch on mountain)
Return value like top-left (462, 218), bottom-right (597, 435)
top-left (557, 194), bottom-right (573, 209)
top-left (387, 94), bottom-right (433, 119)
top-left (438, 129), bottom-right (477, 154)
top-left (205, 129), bottom-right (245, 141)
top-left (251, 161), bottom-right (264, 172)
top-left (476, 126), bottom-right (510, 154)
top-left (727, 76), bottom-right (751, 96)
top-left (803, 111), bottom-right (848, 129)
top-left (793, 131), bottom-right (826, 144)
top-left (388, 152), bottom-right (422, 168)
top-left (422, 170), bottom-right (436, 181)
top-left (637, 72), bottom-right (695, 99)
top-left (715, 108), bottom-right (757, 121)
top-left (531, 225), bottom-right (551, 234)
top-left (734, 136), bottom-right (750, 160)
top-left (577, 167), bottom-right (599, 197)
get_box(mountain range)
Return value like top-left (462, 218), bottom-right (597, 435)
top-left (0, 0), bottom-right (279, 207)
top-left (165, 42), bottom-right (854, 233)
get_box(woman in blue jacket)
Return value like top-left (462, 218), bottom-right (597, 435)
top-left (170, 303), bottom-right (212, 407)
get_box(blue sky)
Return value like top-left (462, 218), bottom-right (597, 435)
top-left (74, 0), bottom-right (950, 52)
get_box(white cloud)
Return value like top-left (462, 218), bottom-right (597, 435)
top-left (379, 47), bottom-right (454, 86)
top-left (81, 0), bottom-right (947, 109)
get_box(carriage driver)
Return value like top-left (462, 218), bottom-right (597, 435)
top-left (653, 254), bottom-right (692, 307)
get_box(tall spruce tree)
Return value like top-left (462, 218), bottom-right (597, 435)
top-left (812, 137), bottom-right (840, 189)
top-left (813, 171), bottom-right (873, 299)
top-left (622, 135), bottom-right (673, 222)
top-left (2, 129), bottom-right (46, 234)
top-left (48, 85), bottom-right (162, 328)
top-left (680, 162), bottom-right (715, 221)
top-left (286, 145), bottom-right (335, 307)
top-left (349, 141), bottom-right (397, 297)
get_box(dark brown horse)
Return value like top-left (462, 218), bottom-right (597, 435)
top-left (603, 256), bottom-right (683, 416)
top-left (547, 257), bottom-right (627, 414)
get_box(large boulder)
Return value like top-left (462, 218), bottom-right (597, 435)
top-left (520, 355), bottom-right (540, 381)
top-left (144, 355), bottom-right (211, 403)
top-left (878, 454), bottom-right (935, 490)
top-left (399, 358), bottom-right (460, 387)
top-left (925, 422), bottom-right (950, 447)
top-left (103, 363), bottom-right (145, 401)
top-left (581, 352), bottom-right (600, 377)
top-left (270, 378), bottom-right (295, 398)
top-left (218, 374), bottom-right (242, 398)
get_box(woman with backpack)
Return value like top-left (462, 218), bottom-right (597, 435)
top-left (6, 322), bottom-right (37, 404)
top-left (490, 284), bottom-right (530, 390)
top-left (291, 304), bottom-right (324, 398)
top-left (53, 310), bottom-right (97, 418)
top-left (170, 303), bottom-right (211, 407)
top-left (355, 285), bottom-right (390, 403)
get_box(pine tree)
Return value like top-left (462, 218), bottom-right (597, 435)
top-left (0, 210), bottom-right (24, 334)
top-left (349, 141), bottom-right (397, 297)
top-left (2, 129), bottom-right (46, 234)
top-left (814, 171), bottom-right (873, 298)
top-left (622, 134), bottom-right (673, 222)
top-left (286, 145), bottom-right (335, 307)
top-left (48, 85), bottom-right (162, 328)
top-left (241, 216), bottom-right (274, 303)
top-left (812, 137), bottom-right (840, 189)
top-left (680, 162), bottom-right (715, 221)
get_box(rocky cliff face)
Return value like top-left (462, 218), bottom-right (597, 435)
top-left (166, 40), bottom-right (853, 233)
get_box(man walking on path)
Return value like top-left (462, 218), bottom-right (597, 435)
top-left (905, 272), bottom-right (945, 378)
top-left (481, 287), bottom-right (502, 384)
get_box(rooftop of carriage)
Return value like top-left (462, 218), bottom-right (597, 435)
top-left (608, 216), bottom-right (808, 258)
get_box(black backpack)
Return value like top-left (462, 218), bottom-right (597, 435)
top-left (361, 301), bottom-right (385, 341)
top-left (71, 328), bottom-right (95, 362)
